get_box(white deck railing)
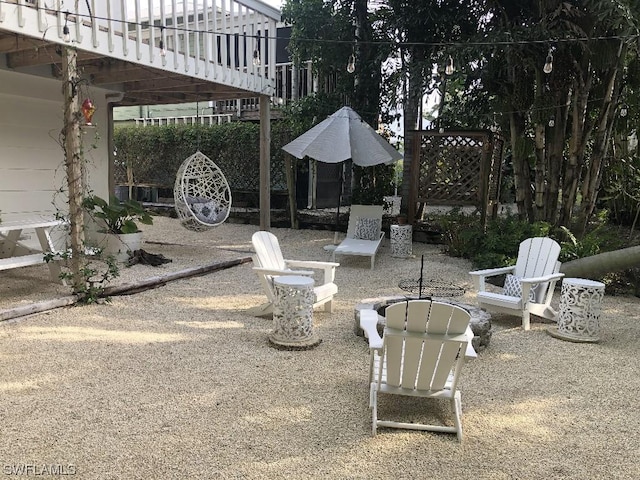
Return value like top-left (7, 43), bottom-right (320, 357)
top-left (0, 0), bottom-right (280, 96)
top-left (134, 113), bottom-right (232, 125)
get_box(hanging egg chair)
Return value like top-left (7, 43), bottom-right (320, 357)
top-left (174, 151), bottom-right (232, 231)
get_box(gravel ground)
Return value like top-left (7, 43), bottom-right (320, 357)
top-left (0, 216), bottom-right (638, 479)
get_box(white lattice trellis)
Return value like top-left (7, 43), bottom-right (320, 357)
top-left (174, 151), bottom-right (232, 231)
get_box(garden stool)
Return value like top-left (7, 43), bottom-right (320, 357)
top-left (548, 278), bottom-right (605, 343)
top-left (270, 275), bottom-right (321, 349)
top-left (390, 224), bottom-right (412, 258)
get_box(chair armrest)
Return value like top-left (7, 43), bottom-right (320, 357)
top-left (469, 266), bottom-right (515, 277)
top-left (520, 273), bottom-right (565, 285)
top-left (285, 260), bottom-right (339, 283)
top-left (360, 310), bottom-right (383, 349)
top-left (252, 267), bottom-right (314, 277)
top-left (469, 266), bottom-right (515, 291)
top-left (285, 260), bottom-right (340, 269)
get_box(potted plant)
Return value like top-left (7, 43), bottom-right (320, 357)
top-left (83, 195), bottom-right (153, 262)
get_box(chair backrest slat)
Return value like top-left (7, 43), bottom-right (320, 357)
top-left (252, 231), bottom-right (286, 270)
top-left (514, 237), bottom-right (561, 279)
top-left (382, 300), bottom-right (471, 391)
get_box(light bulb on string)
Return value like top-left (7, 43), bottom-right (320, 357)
top-left (543, 50), bottom-right (553, 74)
top-left (445, 56), bottom-right (454, 75)
top-left (347, 54), bottom-right (356, 74)
top-left (620, 104), bottom-right (628, 117)
top-left (62, 12), bottom-right (71, 42)
top-left (548, 117), bottom-right (555, 127)
top-left (252, 49), bottom-right (261, 66)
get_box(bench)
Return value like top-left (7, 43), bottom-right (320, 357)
top-left (0, 219), bottom-right (65, 283)
top-left (0, 253), bottom-right (50, 271)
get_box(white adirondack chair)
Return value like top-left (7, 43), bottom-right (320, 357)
top-left (251, 231), bottom-right (339, 316)
top-left (360, 299), bottom-right (476, 440)
top-left (469, 237), bottom-right (565, 330)
top-left (331, 205), bottom-right (385, 269)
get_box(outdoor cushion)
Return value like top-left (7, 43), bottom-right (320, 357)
top-left (503, 274), bottom-right (537, 301)
top-left (191, 200), bottom-right (220, 222)
top-left (353, 217), bottom-right (381, 241)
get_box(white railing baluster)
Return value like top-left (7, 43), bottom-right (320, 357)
top-left (134, 0), bottom-right (141, 60)
top-left (148, 0), bottom-right (154, 62)
top-left (182, 0), bottom-right (189, 71)
top-left (241, 4), bottom-right (247, 84)
top-left (90, 0), bottom-right (98, 47)
top-left (159, 0), bottom-right (167, 66)
top-left (268, 17), bottom-right (275, 87)
top-left (211, 0), bottom-right (218, 79)
top-left (230, 0), bottom-right (237, 83)
top-left (203, 0), bottom-right (210, 77)
top-left (37, 0), bottom-right (46, 32)
top-left (171, 0), bottom-right (179, 69)
top-left (193, 0), bottom-right (200, 75)
top-left (221, 0), bottom-right (227, 81)
top-left (121, 0), bottom-right (129, 56)
top-left (16, 0), bottom-right (25, 27)
top-left (107, 0), bottom-right (114, 52)
top-left (73, 0), bottom-right (82, 43)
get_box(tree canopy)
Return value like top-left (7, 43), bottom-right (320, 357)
top-left (282, 0), bottom-right (640, 234)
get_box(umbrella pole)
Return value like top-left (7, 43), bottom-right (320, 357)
top-left (334, 166), bottom-right (344, 244)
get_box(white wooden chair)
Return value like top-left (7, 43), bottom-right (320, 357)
top-left (331, 205), bottom-right (385, 269)
top-left (469, 237), bottom-right (565, 330)
top-left (251, 231), bottom-right (339, 316)
top-left (360, 299), bottom-right (476, 440)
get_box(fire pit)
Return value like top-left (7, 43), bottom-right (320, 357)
top-left (354, 295), bottom-right (492, 352)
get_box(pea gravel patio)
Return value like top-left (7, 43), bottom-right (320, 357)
top-left (0, 216), bottom-right (638, 479)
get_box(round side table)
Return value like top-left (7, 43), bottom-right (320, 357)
top-left (547, 278), bottom-right (605, 343)
top-left (270, 275), bottom-right (321, 349)
top-left (390, 224), bottom-right (413, 258)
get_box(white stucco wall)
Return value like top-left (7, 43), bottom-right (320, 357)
top-left (0, 68), bottom-right (113, 248)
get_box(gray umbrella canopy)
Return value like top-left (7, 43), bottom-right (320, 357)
top-left (282, 106), bottom-right (403, 166)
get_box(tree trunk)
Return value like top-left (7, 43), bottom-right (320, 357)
top-left (560, 245), bottom-right (640, 278)
top-left (559, 83), bottom-right (590, 228)
top-left (62, 46), bottom-right (86, 292)
top-left (509, 111), bottom-right (532, 221)
top-left (533, 121), bottom-right (546, 221)
top-left (579, 45), bottom-right (625, 234)
top-left (545, 99), bottom-right (569, 223)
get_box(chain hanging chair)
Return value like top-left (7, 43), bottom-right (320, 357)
top-left (174, 150), bottom-right (232, 231)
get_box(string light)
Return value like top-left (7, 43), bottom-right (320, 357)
top-left (548, 117), bottom-right (555, 127)
top-left (543, 50), bottom-right (553, 74)
top-left (347, 54), bottom-right (356, 74)
top-left (253, 49), bottom-right (261, 66)
top-left (62, 11), bottom-right (70, 42)
top-left (445, 56), bottom-right (454, 75)
top-left (620, 104), bottom-right (628, 117)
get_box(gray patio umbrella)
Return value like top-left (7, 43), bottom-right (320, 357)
top-left (282, 106), bottom-right (403, 237)
top-left (282, 106), bottom-right (403, 166)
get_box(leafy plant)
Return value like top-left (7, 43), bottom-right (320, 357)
top-left (83, 195), bottom-right (153, 234)
top-left (46, 250), bottom-right (120, 304)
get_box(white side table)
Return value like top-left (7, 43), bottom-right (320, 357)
top-left (390, 224), bottom-right (412, 258)
top-left (270, 275), bottom-right (321, 349)
top-left (548, 278), bottom-right (605, 343)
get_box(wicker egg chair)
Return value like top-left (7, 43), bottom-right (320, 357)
top-left (174, 151), bottom-right (232, 231)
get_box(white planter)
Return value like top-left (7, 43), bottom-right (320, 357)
top-left (97, 231), bottom-right (143, 263)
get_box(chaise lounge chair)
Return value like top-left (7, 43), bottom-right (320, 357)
top-left (331, 205), bottom-right (384, 269)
